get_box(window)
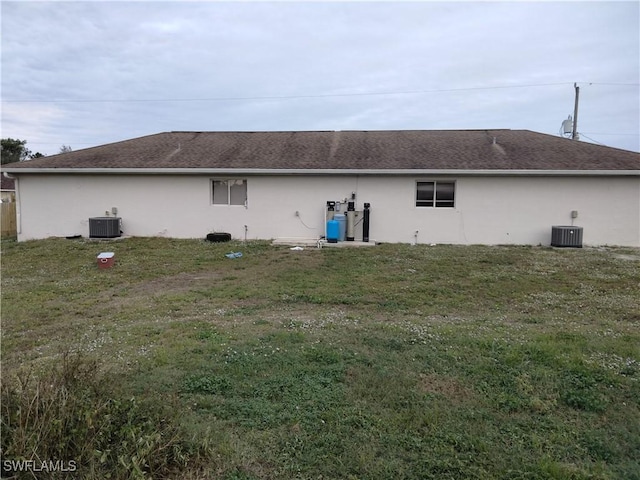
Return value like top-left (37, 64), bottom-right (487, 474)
top-left (416, 181), bottom-right (455, 208)
top-left (212, 179), bottom-right (247, 206)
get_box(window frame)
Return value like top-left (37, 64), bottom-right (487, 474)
top-left (211, 178), bottom-right (247, 207)
top-left (416, 180), bottom-right (456, 208)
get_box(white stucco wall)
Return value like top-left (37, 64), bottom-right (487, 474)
top-left (13, 173), bottom-right (640, 246)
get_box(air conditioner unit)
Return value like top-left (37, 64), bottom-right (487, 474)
top-left (89, 217), bottom-right (121, 238)
top-left (551, 226), bottom-right (583, 248)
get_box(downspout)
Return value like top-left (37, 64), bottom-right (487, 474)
top-left (3, 172), bottom-right (20, 236)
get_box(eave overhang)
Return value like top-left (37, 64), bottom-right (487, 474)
top-left (3, 168), bottom-right (639, 176)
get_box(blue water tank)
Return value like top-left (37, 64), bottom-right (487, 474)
top-left (326, 220), bottom-right (339, 243)
top-left (334, 213), bottom-right (347, 241)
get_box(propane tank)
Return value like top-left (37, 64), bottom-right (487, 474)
top-left (346, 201), bottom-right (355, 241)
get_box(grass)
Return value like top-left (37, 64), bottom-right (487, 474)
top-left (1, 237), bottom-right (639, 479)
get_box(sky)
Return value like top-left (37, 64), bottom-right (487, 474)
top-left (1, 1), bottom-right (639, 156)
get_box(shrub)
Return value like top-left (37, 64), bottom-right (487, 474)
top-left (1, 353), bottom-right (211, 479)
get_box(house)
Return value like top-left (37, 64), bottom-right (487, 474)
top-left (1, 175), bottom-right (15, 203)
top-left (2, 129), bottom-right (639, 246)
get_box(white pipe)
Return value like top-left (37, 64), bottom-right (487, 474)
top-left (324, 206), bottom-right (327, 241)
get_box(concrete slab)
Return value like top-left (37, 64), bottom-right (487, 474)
top-left (272, 238), bottom-right (378, 248)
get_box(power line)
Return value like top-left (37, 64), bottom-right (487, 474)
top-left (583, 82), bottom-right (640, 87)
top-left (0, 81), bottom-right (578, 104)
top-left (4, 81), bottom-right (637, 105)
top-left (580, 132), bottom-right (639, 136)
top-left (578, 133), bottom-right (608, 146)
top-left (20, 142), bottom-right (98, 146)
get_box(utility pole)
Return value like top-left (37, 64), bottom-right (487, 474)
top-left (572, 82), bottom-right (580, 140)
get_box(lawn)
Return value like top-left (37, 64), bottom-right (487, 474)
top-left (1, 237), bottom-right (639, 479)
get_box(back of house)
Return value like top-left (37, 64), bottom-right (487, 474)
top-left (3, 129), bottom-right (639, 246)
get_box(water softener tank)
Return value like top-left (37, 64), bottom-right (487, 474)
top-left (363, 203), bottom-right (370, 242)
top-left (334, 213), bottom-right (347, 241)
top-left (346, 202), bottom-right (355, 241)
top-left (326, 219), bottom-right (339, 243)
top-left (326, 201), bottom-right (335, 221)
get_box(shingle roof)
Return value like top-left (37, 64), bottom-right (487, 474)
top-left (3, 130), bottom-right (639, 171)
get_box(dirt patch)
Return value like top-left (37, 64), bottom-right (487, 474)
top-left (96, 270), bottom-right (224, 310)
top-left (418, 373), bottom-right (475, 403)
top-left (126, 271), bottom-right (223, 297)
top-left (613, 254), bottom-right (640, 261)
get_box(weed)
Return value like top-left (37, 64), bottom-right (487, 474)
top-left (0, 353), bottom-right (212, 479)
top-left (560, 366), bottom-right (611, 412)
top-left (183, 374), bottom-right (232, 395)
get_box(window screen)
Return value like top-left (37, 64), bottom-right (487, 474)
top-left (212, 179), bottom-right (247, 206)
top-left (229, 179), bottom-right (247, 206)
top-left (416, 181), bottom-right (455, 208)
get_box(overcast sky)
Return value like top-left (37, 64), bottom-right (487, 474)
top-left (1, 1), bottom-right (639, 156)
